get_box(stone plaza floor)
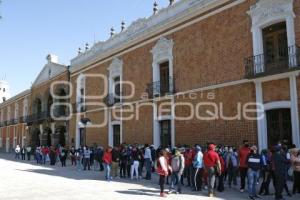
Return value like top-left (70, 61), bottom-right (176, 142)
top-left (0, 153), bottom-right (299, 200)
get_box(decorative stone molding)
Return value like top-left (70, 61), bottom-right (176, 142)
top-left (248, 0), bottom-right (295, 28)
top-left (70, 0), bottom-right (221, 70)
top-left (108, 58), bottom-right (123, 79)
top-left (151, 37), bottom-right (174, 83)
top-left (107, 58), bottom-right (123, 95)
top-left (151, 37), bottom-right (174, 64)
top-left (32, 62), bottom-right (67, 87)
top-left (248, 0), bottom-right (296, 55)
top-left (23, 98), bottom-right (28, 116)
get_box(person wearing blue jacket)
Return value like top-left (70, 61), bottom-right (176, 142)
top-left (192, 145), bottom-right (203, 191)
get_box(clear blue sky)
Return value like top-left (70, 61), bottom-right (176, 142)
top-left (0, 0), bottom-right (169, 96)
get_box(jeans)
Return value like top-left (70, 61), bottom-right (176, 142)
top-left (247, 169), bottom-right (259, 197)
top-left (208, 167), bottom-right (217, 194)
top-left (145, 158), bottom-right (152, 180)
top-left (274, 172), bottom-right (285, 199)
top-left (120, 162), bottom-right (127, 178)
top-left (15, 153), bottom-right (20, 159)
top-left (131, 161), bottom-right (139, 180)
top-left (170, 171), bottom-right (182, 192)
top-left (159, 175), bottom-right (166, 193)
top-left (240, 167), bottom-right (248, 190)
top-left (76, 159), bottom-right (82, 171)
top-left (83, 158), bottom-right (90, 170)
top-left (227, 166), bottom-right (237, 187)
top-left (259, 169), bottom-right (270, 195)
top-left (218, 173), bottom-right (224, 192)
top-left (42, 154), bottom-right (46, 164)
top-left (293, 171), bottom-right (300, 194)
top-left (184, 165), bottom-right (192, 186)
top-left (193, 168), bottom-right (203, 191)
top-left (104, 163), bottom-right (112, 180)
top-left (27, 152), bottom-right (31, 160)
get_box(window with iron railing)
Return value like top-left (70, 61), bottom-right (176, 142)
top-left (146, 61), bottom-right (175, 98)
top-left (245, 22), bottom-right (300, 78)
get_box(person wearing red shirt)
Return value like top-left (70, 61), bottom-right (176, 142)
top-left (41, 146), bottom-right (49, 165)
top-left (238, 140), bottom-right (250, 192)
top-left (204, 144), bottom-right (221, 197)
top-left (103, 147), bottom-right (113, 181)
top-left (183, 147), bottom-right (193, 187)
top-left (217, 152), bottom-right (225, 192)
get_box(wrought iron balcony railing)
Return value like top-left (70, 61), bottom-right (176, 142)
top-left (26, 111), bottom-right (51, 124)
top-left (13, 118), bottom-right (19, 124)
top-left (19, 116), bottom-right (28, 123)
top-left (3, 121), bottom-right (8, 126)
top-left (103, 93), bottom-right (122, 107)
top-left (146, 77), bottom-right (175, 98)
top-left (72, 103), bottom-right (86, 113)
top-left (245, 45), bottom-right (300, 78)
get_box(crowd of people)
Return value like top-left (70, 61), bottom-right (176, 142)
top-left (14, 140), bottom-right (300, 200)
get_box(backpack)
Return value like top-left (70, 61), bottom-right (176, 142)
top-left (228, 153), bottom-right (238, 167)
top-left (171, 155), bottom-right (182, 172)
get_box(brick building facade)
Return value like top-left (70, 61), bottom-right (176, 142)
top-left (1, 0), bottom-right (300, 151)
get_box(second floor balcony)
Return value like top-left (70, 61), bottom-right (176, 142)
top-left (245, 45), bottom-right (300, 79)
top-left (146, 77), bottom-right (175, 98)
top-left (72, 103), bottom-right (86, 113)
top-left (103, 93), bottom-right (122, 107)
top-left (26, 111), bottom-right (51, 124)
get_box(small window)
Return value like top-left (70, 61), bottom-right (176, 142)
top-left (159, 61), bottom-right (170, 95)
top-left (114, 76), bottom-right (121, 103)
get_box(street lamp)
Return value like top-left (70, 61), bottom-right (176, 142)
top-left (79, 118), bottom-right (92, 146)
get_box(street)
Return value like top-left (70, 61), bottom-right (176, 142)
top-left (0, 153), bottom-right (298, 200)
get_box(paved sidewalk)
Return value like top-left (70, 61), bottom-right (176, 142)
top-left (0, 153), bottom-right (299, 200)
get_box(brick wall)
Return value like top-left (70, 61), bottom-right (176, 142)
top-left (175, 82), bottom-right (257, 148)
top-left (173, 1), bottom-right (253, 92)
top-left (262, 79), bottom-right (290, 103)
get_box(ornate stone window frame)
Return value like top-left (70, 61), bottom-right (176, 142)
top-left (108, 58), bottom-right (123, 147)
top-left (23, 98), bottom-right (28, 117)
top-left (108, 58), bottom-right (123, 95)
top-left (248, 0), bottom-right (296, 56)
top-left (151, 38), bottom-right (175, 148)
top-left (76, 73), bottom-right (86, 106)
top-left (151, 37), bottom-right (174, 83)
top-left (14, 103), bottom-right (19, 120)
top-left (249, 0), bottom-right (299, 149)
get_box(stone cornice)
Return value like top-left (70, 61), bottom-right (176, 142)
top-left (70, 0), bottom-right (226, 72)
top-left (0, 89), bottom-right (30, 109)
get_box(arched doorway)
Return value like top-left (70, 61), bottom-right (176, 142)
top-left (266, 108), bottom-right (292, 147)
top-left (34, 98), bottom-right (42, 115)
top-left (56, 126), bottom-right (66, 147)
top-left (31, 128), bottom-right (41, 147)
top-left (54, 88), bottom-right (67, 117)
top-left (44, 127), bottom-right (52, 147)
top-left (47, 95), bottom-right (53, 115)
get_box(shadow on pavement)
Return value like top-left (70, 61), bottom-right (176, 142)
top-left (1, 153), bottom-right (300, 200)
